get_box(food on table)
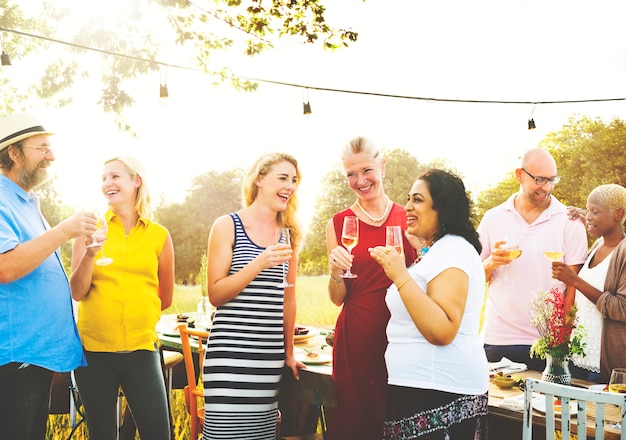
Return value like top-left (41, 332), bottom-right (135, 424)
top-left (304, 349), bottom-right (319, 359)
top-left (325, 331), bottom-right (335, 347)
top-left (294, 326), bottom-right (309, 335)
top-left (176, 313), bottom-right (189, 322)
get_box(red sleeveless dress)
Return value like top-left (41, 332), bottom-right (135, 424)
top-left (327, 204), bottom-right (416, 440)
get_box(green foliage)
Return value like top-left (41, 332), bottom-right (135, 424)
top-left (542, 115), bottom-right (626, 209)
top-left (1, 0), bottom-right (357, 127)
top-left (474, 172), bottom-right (518, 221)
top-left (155, 168), bottom-right (244, 284)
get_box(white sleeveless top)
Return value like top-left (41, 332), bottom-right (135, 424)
top-left (571, 244), bottom-right (611, 373)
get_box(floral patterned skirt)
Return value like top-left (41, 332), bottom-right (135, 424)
top-left (383, 385), bottom-right (488, 440)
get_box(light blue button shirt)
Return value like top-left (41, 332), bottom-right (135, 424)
top-left (0, 174), bottom-right (85, 371)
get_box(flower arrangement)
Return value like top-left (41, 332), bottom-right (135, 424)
top-left (529, 287), bottom-right (586, 361)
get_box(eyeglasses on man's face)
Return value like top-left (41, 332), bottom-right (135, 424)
top-left (521, 168), bottom-right (560, 185)
top-left (21, 145), bottom-right (52, 157)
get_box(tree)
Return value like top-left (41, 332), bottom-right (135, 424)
top-left (155, 168), bottom-right (244, 283)
top-left (542, 115), bottom-right (626, 209)
top-left (0, 0), bottom-right (357, 127)
top-left (298, 149), bottom-right (462, 275)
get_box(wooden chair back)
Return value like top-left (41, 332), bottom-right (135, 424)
top-left (279, 368), bottom-right (337, 440)
top-left (523, 378), bottom-right (626, 440)
top-left (177, 324), bottom-right (209, 440)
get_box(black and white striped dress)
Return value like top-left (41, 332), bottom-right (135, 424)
top-left (202, 213), bottom-right (286, 440)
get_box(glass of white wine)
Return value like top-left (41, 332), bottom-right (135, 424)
top-left (94, 212), bottom-right (113, 267)
top-left (608, 368), bottom-right (626, 429)
top-left (544, 237), bottom-right (565, 285)
top-left (385, 226), bottom-right (404, 256)
top-left (340, 216), bottom-right (359, 278)
top-left (277, 228), bottom-right (293, 288)
top-left (496, 234), bottom-right (521, 283)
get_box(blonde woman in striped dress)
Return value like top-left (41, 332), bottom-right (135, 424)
top-left (203, 153), bottom-right (304, 440)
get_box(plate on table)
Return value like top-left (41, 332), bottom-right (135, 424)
top-left (533, 397), bottom-right (577, 416)
top-left (296, 352), bottom-right (332, 365)
top-left (588, 384), bottom-right (609, 392)
top-left (293, 327), bottom-right (318, 343)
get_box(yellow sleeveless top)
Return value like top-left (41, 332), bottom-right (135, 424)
top-left (77, 211), bottom-right (169, 352)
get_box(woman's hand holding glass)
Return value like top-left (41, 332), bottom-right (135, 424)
top-left (368, 245), bottom-right (408, 284)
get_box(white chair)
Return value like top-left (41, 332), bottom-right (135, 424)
top-left (522, 378), bottom-right (626, 440)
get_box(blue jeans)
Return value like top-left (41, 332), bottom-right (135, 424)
top-left (483, 344), bottom-right (546, 372)
top-left (75, 350), bottom-right (171, 440)
top-left (0, 362), bottom-right (54, 440)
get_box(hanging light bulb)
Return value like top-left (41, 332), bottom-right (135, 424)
top-left (159, 68), bottom-right (168, 98)
top-left (302, 88), bottom-right (312, 115)
top-left (1, 34), bottom-right (10, 66)
top-left (527, 104), bottom-right (537, 130)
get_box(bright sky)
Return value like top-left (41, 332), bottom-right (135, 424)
top-left (10, 0), bottom-right (626, 224)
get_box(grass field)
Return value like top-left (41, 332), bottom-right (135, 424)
top-left (46, 275), bottom-right (338, 439)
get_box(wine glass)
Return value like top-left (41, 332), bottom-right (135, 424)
top-left (495, 234), bottom-right (521, 283)
top-left (277, 228), bottom-right (293, 288)
top-left (386, 226), bottom-right (404, 256)
top-left (544, 237), bottom-right (565, 285)
top-left (94, 213), bottom-right (113, 266)
top-left (340, 216), bottom-right (359, 279)
top-left (608, 368), bottom-right (626, 429)
top-left (85, 208), bottom-right (104, 248)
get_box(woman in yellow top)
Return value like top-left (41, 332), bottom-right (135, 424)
top-left (70, 156), bottom-right (175, 440)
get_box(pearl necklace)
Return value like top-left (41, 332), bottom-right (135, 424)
top-left (356, 196), bottom-right (391, 223)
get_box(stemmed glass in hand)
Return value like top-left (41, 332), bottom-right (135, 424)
top-left (608, 368), bottom-right (626, 429)
top-left (87, 210), bottom-right (113, 267)
top-left (544, 237), bottom-right (565, 285)
top-left (277, 228), bottom-right (293, 288)
top-left (340, 216), bottom-right (359, 279)
top-left (495, 234), bottom-right (521, 283)
top-left (386, 226), bottom-right (404, 256)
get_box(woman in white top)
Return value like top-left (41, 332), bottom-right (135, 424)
top-left (553, 184), bottom-right (626, 382)
top-left (370, 169), bottom-right (488, 440)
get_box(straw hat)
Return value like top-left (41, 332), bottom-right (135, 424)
top-left (0, 112), bottom-right (54, 152)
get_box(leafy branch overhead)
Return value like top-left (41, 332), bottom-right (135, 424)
top-left (0, 0), bottom-right (358, 127)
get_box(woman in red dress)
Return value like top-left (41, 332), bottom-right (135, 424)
top-left (325, 136), bottom-right (416, 440)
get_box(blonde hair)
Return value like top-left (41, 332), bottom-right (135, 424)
top-left (589, 184), bottom-right (626, 225)
top-left (104, 156), bottom-right (152, 219)
top-left (340, 136), bottom-right (382, 163)
top-left (242, 152), bottom-right (303, 250)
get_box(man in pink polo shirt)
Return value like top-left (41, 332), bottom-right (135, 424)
top-left (477, 147), bottom-right (588, 371)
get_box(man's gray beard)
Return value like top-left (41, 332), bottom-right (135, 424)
top-left (18, 166), bottom-right (48, 190)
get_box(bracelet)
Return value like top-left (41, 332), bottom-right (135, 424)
top-left (396, 277), bottom-right (412, 291)
top-left (330, 274), bottom-right (344, 283)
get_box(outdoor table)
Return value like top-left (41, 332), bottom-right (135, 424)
top-left (159, 320), bottom-right (623, 439)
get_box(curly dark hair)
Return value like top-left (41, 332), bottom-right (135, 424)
top-left (418, 169), bottom-right (482, 254)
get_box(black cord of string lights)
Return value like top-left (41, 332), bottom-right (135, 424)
top-left (2, 26), bottom-right (626, 105)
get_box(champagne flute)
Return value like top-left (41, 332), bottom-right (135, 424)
top-left (385, 226), bottom-right (404, 256)
top-left (544, 237), bottom-right (565, 285)
top-left (277, 228), bottom-right (293, 288)
top-left (340, 216), bottom-right (359, 279)
top-left (495, 234), bottom-right (521, 283)
top-left (608, 368), bottom-right (626, 429)
top-left (85, 208), bottom-right (104, 248)
top-left (94, 213), bottom-right (113, 267)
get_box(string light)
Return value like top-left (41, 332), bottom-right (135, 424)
top-left (1, 26), bottom-right (626, 107)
